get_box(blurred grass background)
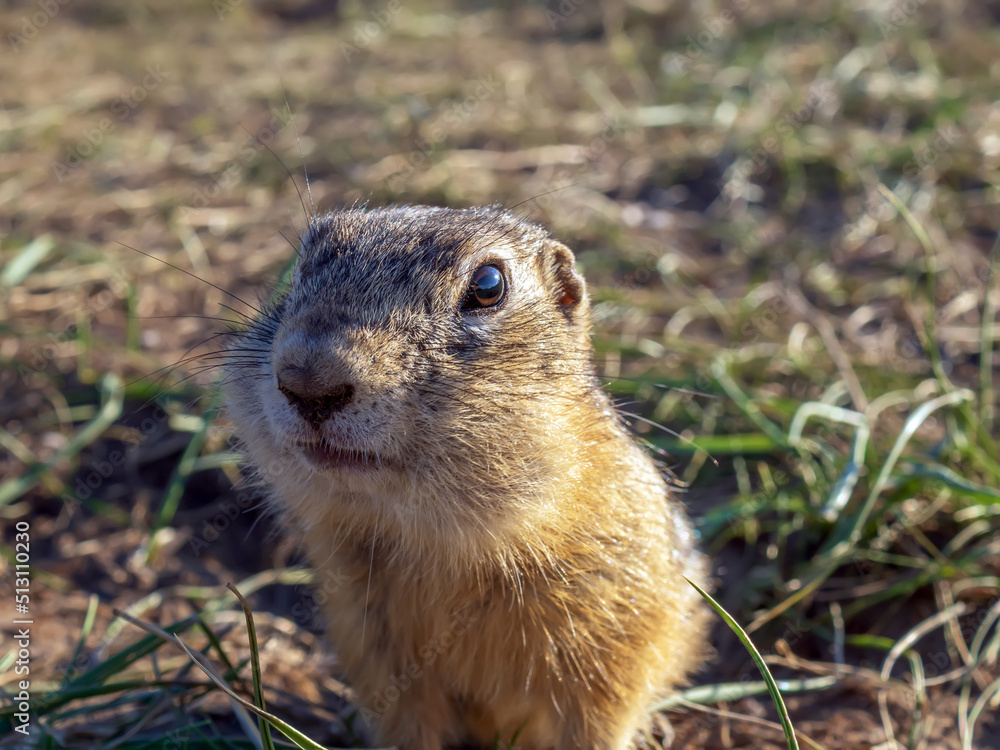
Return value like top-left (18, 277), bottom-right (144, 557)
top-left (0, 0), bottom-right (999, 748)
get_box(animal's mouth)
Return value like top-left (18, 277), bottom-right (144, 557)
top-left (295, 441), bottom-right (387, 472)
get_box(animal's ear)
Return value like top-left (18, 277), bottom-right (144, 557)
top-left (544, 240), bottom-right (587, 318)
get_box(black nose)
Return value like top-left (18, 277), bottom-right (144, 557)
top-left (277, 380), bottom-right (355, 427)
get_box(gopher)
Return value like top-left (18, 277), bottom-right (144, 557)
top-left (223, 205), bottom-right (709, 749)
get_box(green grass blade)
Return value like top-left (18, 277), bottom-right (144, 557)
top-left (827, 388), bottom-right (975, 556)
top-left (687, 577), bottom-right (800, 750)
top-left (710, 353), bottom-right (789, 449)
top-left (197, 617), bottom-right (243, 684)
top-left (1, 234), bottom-right (55, 287)
top-left (152, 381), bottom-right (222, 535)
top-left (113, 607), bottom-right (339, 750)
top-left (980, 229), bottom-right (999, 431)
top-left (62, 616), bottom-right (200, 692)
top-left (171, 638), bottom-right (336, 750)
top-left (64, 594), bottom-right (100, 687)
top-left (656, 674), bottom-right (839, 709)
top-left (877, 183), bottom-right (948, 388)
top-left (902, 463), bottom-right (1000, 504)
top-left (0, 373), bottom-right (125, 508)
top-left (649, 432), bottom-right (781, 455)
top-left (788, 401), bottom-right (869, 521)
top-left (228, 584), bottom-right (276, 750)
top-left (0, 618), bottom-right (200, 722)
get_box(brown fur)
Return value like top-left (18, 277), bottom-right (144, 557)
top-left (223, 205), bottom-right (709, 749)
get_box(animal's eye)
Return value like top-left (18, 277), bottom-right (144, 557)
top-left (460, 265), bottom-right (506, 312)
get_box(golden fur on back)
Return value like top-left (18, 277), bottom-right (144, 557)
top-left (223, 206), bottom-right (709, 749)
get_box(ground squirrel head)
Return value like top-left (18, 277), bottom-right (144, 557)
top-left (224, 205), bottom-right (608, 558)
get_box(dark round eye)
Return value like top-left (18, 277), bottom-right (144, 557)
top-left (460, 265), bottom-right (506, 312)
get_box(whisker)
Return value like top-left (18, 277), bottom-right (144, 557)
top-left (117, 242), bottom-right (263, 316)
top-left (239, 114), bottom-right (312, 234)
top-left (360, 513), bottom-right (379, 657)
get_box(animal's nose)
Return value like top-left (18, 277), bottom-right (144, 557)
top-left (277, 376), bottom-right (355, 427)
